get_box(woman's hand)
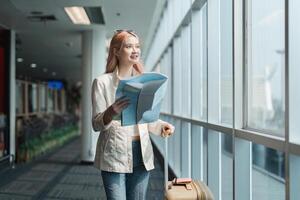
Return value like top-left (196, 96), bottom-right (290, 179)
top-left (103, 96), bottom-right (130, 125)
top-left (161, 123), bottom-right (175, 137)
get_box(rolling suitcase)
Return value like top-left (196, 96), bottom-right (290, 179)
top-left (164, 138), bottom-right (214, 200)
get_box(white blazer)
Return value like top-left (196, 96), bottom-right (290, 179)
top-left (91, 68), bottom-right (169, 173)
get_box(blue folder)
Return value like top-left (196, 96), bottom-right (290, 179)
top-left (115, 72), bottom-right (168, 126)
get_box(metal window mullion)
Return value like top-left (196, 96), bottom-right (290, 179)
top-left (161, 112), bottom-right (290, 150)
top-left (235, 128), bottom-right (285, 152)
top-left (289, 143), bottom-right (300, 156)
top-left (190, 7), bottom-right (194, 121)
top-left (205, 1), bottom-right (209, 123)
top-left (232, 0), bottom-right (236, 199)
top-left (284, 0), bottom-right (290, 199)
top-left (244, 0), bottom-right (250, 129)
top-left (171, 45), bottom-right (174, 115)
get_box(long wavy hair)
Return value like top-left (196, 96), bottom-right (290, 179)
top-left (105, 31), bottom-right (144, 74)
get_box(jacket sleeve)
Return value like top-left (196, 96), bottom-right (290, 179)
top-left (91, 78), bottom-right (112, 132)
top-left (147, 119), bottom-right (166, 137)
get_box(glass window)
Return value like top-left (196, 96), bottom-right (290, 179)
top-left (172, 118), bottom-right (182, 177)
top-left (39, 84), bottom-right (46, 112)
top-left (181, 121), bottom-right (191, 177)
top-left (203, 128), bottom-right (208, 183)
top-left (246, 0), bottom-right (285, 135)
top-left (222, 133), bottom-right (233, 200)
top-left (191, 125), bottom-right (208, 183)
top-left (156, 60), bottom-right (167, 113)
top-left (15, 81), bottom-right (24, 114)
top-left (191, 4), bottom-right (208, 121)
top-left (207, 130), bottom-right (221, 199)
top-left (173, 0), bottom-right (181, 30)
top-left (234, 138), bottom-right (252, 200)
top-left (173, 36), bottom-right (182, 116)
top-left (252, 143), bottom-right (285, 199)
top-left (28, 84), bottom-right (37, 113)
top-left (47, 88), bottom-right (54, 112)
top-left (31, 83), bottom-right (38, 112)
top-left (220, 0), bottom-right (233, 125)
top-left (166, 47), bottom-right (173, 114)
top-left (181, 0), bottom-right (191, 18)
top-left (57, 90), bottom-right (62, 112)
top-left (181, 25), bottom-right (192, 118)
top-left (28, 83), bottom-right (38, 113)
top-left (290, 154), bottom-right (300, 200)
top-left (160, 48), bottom-right (173, 114)
top-left (165, 117), bottom-right (181, 178)
top-left (289, 0), bottom-right (300, 144)
top-left (207, 0), bottom-right (221, 124)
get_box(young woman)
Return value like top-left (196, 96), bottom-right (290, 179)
top-left (91, 30), bottom-right (175, 200)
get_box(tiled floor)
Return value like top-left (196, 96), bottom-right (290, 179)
top-left (0, 137), bottom-right (165, 200)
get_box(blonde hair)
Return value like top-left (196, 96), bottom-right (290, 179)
top-left (105, 31), bottom-right (144, 74)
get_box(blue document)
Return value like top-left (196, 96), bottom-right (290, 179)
top-left (115, 72), bottom-right (168, 126)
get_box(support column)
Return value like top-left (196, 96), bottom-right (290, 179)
top-left (81, 27), bottom-right (106, 163)
top-left (9, 30), bottom-right (16, 162)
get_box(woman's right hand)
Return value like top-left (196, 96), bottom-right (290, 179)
top-left (103, 96), bottom-right (130, 125)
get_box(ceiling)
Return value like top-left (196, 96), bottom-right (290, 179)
top-left (0, 0), bottom-right (159, 85)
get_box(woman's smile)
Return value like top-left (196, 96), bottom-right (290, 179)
top-left (130, 54), bottom-right (139, 60)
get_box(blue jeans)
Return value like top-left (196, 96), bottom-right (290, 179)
top-left (101, 141), bottom-right (150, 200)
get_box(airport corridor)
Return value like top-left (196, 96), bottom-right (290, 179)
top-left (0, 137), bottom-right (165, 200)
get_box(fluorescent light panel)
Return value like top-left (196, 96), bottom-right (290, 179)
top-left (64, 7), bottom-right (90, 25)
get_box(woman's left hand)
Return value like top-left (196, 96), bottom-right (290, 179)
top-left (161, 123), bottom-right (175, 137)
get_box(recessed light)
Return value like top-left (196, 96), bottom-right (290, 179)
top-left (31, 63), bottom-right (37, 68)
top-left (17, 58), bottom-right (23, 62)
top-left (52, 72), bottom-right (56, 76)
top-left (64, 7), bottom-right (91, 25)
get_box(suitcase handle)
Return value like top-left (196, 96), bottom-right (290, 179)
top-left (168, 182), bottom-right (193, 191)
top-left (173, 178), bottom-right (192, 184)
top-left (164, 138), bottom-right (168, 191)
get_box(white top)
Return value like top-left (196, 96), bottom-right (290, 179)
top-left (117, 70), bottom-right (139, 137)
top-left (95, 68), bottom-right (139, 137)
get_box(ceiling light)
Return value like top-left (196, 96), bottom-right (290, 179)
top-left (43, 68), bottom-right (48, 72)
top-left (17, 58), bottom-right (23, 62)
top-left (64, 7), bottom-right (90, 25)
top-left (52, 72), bottom-right (56, 76)
top-left (31, 63), bottom-right (37, 68)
